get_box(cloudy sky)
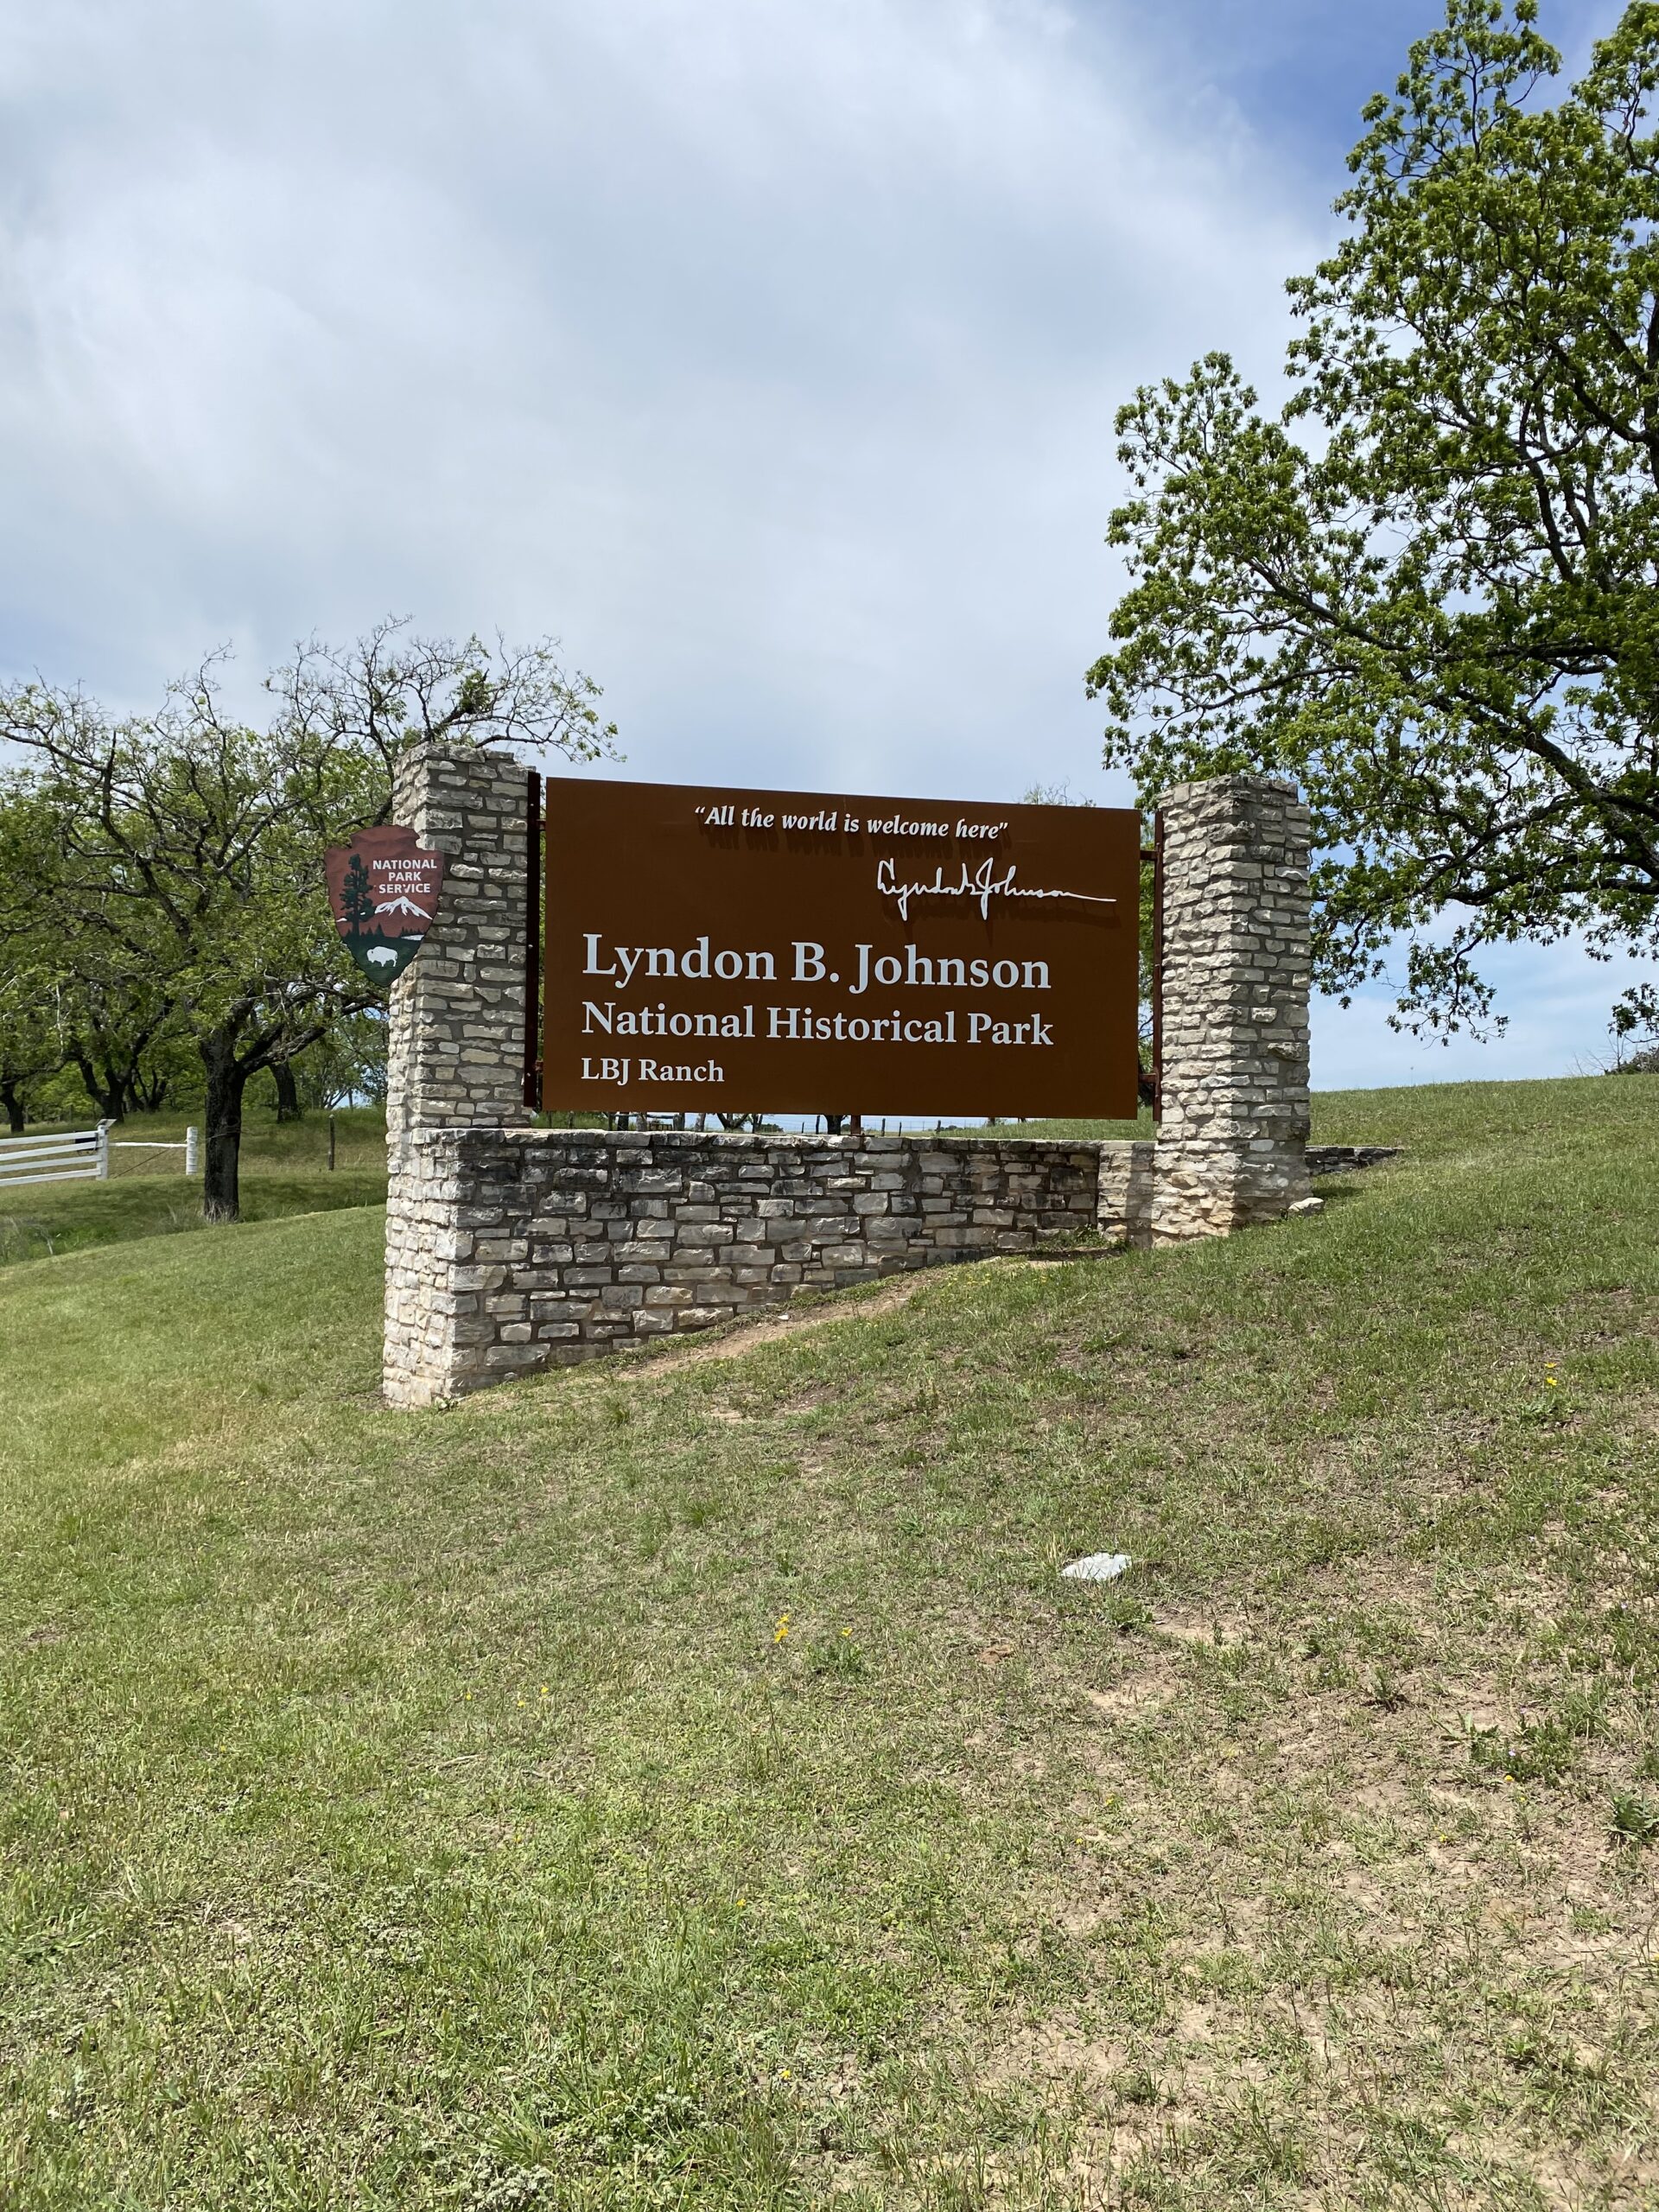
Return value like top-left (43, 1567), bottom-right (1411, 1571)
top-left (0, 0), bottom-right (1644, 1090)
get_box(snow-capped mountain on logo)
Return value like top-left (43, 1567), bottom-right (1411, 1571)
top-left (375, 894), bottom-right (432, 920)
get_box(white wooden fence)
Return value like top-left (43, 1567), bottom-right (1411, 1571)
top-left (0, 1122), bottom-right (200, 1190)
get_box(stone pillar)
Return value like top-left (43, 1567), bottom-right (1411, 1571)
top-left (384, 745), bottom-right (533, 1408)
top-left (1151, 775), bottom-right (1312, 1241)
top-left (385, 744), bottom-right (533, 1154)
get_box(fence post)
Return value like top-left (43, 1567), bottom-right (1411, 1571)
top-left (184, 1126), bottom-right (200, 1177)
top-left (95, 1121), bottom-right (112, 1179)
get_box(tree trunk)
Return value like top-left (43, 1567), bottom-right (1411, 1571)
top-left (200, 1034), bottom-right (248, 1223)
top-left (131, 1068), bottom-right (172, 1113)
top-left (73, 1053), bottom-right (128, 1122)
top-left (0, 1080), bottom-right (24, 1135)
top-left (273, 1058), bottom-right (302, 1122)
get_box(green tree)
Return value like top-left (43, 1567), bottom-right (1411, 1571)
top-left (289, 1008), bottom-right (388, 1111)
top-left (0, 967), bottom-right (60, 1135)
top-left (61, 978), bottom-right (194, 1121)
top-left (1087, 0), bottom-right (1659, 1033)
top-left (1, 621), bottom-right (615, 1218)
top-left (0, 788), bottom-right (192, 1125)
top-left (0, 803), bottom-right (67, 1130)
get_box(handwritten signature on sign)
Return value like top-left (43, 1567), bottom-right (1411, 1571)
top-left (875, 856), bottom-right (1118, 923)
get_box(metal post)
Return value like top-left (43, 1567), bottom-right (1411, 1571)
top-left (523, 769), bottom-right (543, 1112)
top-left (327, 1115), bottom-right (336, 1173)
top-left (95, 1121), bottom-right (112, 1179)
top-left (185, 1126), bottom-right (200, 1176)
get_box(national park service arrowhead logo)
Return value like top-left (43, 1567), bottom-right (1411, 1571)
top-left (326, 826), bottom-right (446, 982)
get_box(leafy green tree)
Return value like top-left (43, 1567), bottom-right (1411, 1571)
top-left (0, 788), bottom-right (192, 1125)
top-left (62, 981), bottom-right (194, 1121)
top-left (0, 795), bottom-right (74, 1132)
top-left (290, 1009), bottom-right (389, 1111)
top-left (0, 966), bottom-right (60, 1135)
top-left (1088, 0), bottom-right (1659, 1033)
top-left (1, 621), bottom-right (615, 1218)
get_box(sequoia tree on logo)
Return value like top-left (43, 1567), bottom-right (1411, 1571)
top-left (325, 826), bottom-right (446, 982)
top-left (339, 854), bottom-right (376, 940)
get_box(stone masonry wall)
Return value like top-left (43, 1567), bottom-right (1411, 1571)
top-left (1151, 775), bottom-right (1313, 1241)
top-left (384, 1127), bottom-right (1109, 1406)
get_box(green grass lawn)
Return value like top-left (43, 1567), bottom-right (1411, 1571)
top-left (2, 1076), bottom-right (1657, 2209)
top-left (0, 1107), bottom-right (389, 1267)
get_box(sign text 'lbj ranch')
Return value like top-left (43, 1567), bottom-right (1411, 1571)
top-left (542, 779), bottom-right (1141, 1116)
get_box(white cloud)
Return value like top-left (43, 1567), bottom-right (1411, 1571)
top-left (0, 0), bottom-right (1315, 788)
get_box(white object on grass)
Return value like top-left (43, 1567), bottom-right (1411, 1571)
top-left (1062, 1552), bottom-right (1131, 1582)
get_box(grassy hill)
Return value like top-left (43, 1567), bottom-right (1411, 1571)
top-left (2, 1077), bottom-right (1656, 2209)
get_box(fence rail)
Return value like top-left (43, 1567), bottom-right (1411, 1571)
top-left (0, 1122), bottom-right (200, 1189)
top-left (111, 1129), bottom-right (200, 1175)
top-left (0, 1122), bottom-right (110, 1189)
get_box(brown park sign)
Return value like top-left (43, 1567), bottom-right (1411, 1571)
top-left (542, 779), bottom-right (1141, 1116)
top-left (325, 825), bottom-right (446, 983)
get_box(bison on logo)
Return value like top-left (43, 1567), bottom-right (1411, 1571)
top-left (325, 826), bottom-right (446, 983)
